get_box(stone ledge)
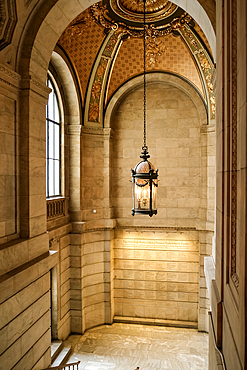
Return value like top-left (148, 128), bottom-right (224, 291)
top-left (113, 316), bottom-right (197, 329)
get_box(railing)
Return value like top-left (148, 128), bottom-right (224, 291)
top-left (42, 361), bottom-right (80, 370)
top-left (42, 361), bottom-right (140, 370)
top-left (47, 197), bottom-right (65, 219)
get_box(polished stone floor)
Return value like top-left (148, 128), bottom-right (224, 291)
top-left (67, 323), bottom-right (208, 370)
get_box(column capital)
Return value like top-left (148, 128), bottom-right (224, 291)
top-left (67, 124), bottom-right (82, 135)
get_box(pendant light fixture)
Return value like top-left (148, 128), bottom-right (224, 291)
top-left (131, 0), bottom-right (158, 217)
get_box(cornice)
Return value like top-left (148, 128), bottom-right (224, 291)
top-left (0, 64), bottom-right (21, 90)
top-left (20, 76), bottom-right (51, 99)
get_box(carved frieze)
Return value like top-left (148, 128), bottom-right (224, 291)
top-left (0, 0), bottom-right (17, 50)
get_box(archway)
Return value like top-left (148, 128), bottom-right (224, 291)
top-left (17, 0), bottom-right (216, 84)
top-left (105, 72), bottom-right (214, 331)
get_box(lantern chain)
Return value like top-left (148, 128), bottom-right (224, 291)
top-left (143, 0), bottom-right (147, 149)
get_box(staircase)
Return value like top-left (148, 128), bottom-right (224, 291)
top-left (41, 340), bottom-right (80, 370)
top-left (43, 340), bottom-right (140, 370)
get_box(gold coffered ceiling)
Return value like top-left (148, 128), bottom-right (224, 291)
top-left (58, 0), bottom-right (215, 123)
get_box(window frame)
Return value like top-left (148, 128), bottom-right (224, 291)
top-left (46, 73), bottom-right (63, 199)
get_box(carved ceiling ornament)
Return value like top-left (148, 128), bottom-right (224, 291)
top-left (180, 25), bottom-right (215, 119)
top-left (110, 0), bottom-right (178, 23)
top-left (91, 1), bottom-right (191, 69)
top-left (0, 0), bottom-right (17, 50)
top-left (59, 1), bottom-right (213, 125)
top-left (91, 2), bottom-right (192, 38)
top-left (58, 9), bottom-right (94, 45)
top-left (88, 57), bottom-right (108, 122)
top-left (144, 33), bottom-right (166, 67)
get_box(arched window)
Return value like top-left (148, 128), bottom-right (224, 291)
top-left (46, 75), bottom-right (62, 198)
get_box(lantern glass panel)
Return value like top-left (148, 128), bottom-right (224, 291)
top-left (152, 182), bottom-right (157, 210)
top-left (134, 182), bottom-right (150, 210)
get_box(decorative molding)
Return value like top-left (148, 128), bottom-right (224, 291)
top-left (211, 65), bottom-right (216, 94)
top-left (84, 29), bottom-right (122, 126)
top-left (30, 78), bottom-right (50, 93)
top-left (200, 124), bottom-right (215, 134)
top-left (0, 0), bottom-right (17, 50)
top-left (0, 64), bottom-right (20, 81)
top-left (230, 0), bottom-right (238, 291)
top-left (91, 2), bottom-right (192, 39)
top-left (109, 0), bottom-right (178, 24)
top-left (91, 2), bottom-right (192, 69)
top-left (0, 76), bottom-right (18, 89)
top-left (67, 124), bottom-right (82, 135)
top-left (88, 57), bottom-right (108, 122)
top-left (103, 127), bottom-right (114, 139)
top-left (180, 25), bottom-right (215, 119)
top-left (20, 76), bottom-right (51, 99)
top-left (81, 126), bottom-right (105, 136)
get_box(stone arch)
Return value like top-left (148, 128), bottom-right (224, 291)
top-left (49, 48), bottom-right (82, 221)
top-left (105, 72), bottom-right (214, 331)
top-left (105, 72), bottom-right (207, 129)
top-left (17, 0), bottom-right (216, 84)
top-left (50, 47), bottom-right (81, 121)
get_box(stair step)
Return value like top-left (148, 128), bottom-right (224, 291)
top-left (51, 345), bottom-right (72, 368)
top-left (51, 341), bottom-right (63, 363)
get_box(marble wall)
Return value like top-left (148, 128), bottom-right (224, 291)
top-left (111, 81), bottom-right (208, 228)
top-left (114, 230), bottom-right (199, 324)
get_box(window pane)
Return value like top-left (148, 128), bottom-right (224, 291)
top-left (46, 120), bottom-right (49, 159)
top-left (46, 164), bottom-right (48, 197)
top-left (49, 159), bottom-right (54, 197)
top-left (48, 89), bottom-right (54, 120)
top-left (54, 99), bottom-right (60, 123)
top-left (46, 75), bottom-right (62, 199)
top-left (54, 160), bottom-right (60, 196)
top-left (54, 124), bottom-right (60, 160)
top-left (49, 123), bottom-right (54, 159)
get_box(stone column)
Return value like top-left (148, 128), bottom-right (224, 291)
top-left (68, 124), bottom-right (82, 222)
top-left (68, 123), bottom-right (84, 333)
top-left (19, 76), bottom-right (50, 239)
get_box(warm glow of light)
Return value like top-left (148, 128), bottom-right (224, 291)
top-left (135, 184), bottom-right (150, 210)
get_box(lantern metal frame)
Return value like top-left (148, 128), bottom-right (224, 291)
top-left (131, 0), bottom-right (159, 217)
top-left (131, 147), bottom-right (158, 217)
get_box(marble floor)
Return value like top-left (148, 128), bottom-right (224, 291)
top-left (66, 323), bottom-right (208, 370)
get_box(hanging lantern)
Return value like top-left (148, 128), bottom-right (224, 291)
top-left (131, 147), bottom-right (158, 217)
top-left (131, 0), bottom-right (158, 217)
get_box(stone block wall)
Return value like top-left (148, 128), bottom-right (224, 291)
top-left (0, 93), bottom-right (16, 241)
top-left (0, 238), bottom-right (58, 369)
top-left (48, 223), bottom-right (72, 340)
top-left (114, 229), bottom-right (199, 324)
top-left (108, 76), bottom-right (215, 331)
top-left (111, 80), bottom-right (208, 229)
top-left (81, 230), bottom-right (113, 331)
